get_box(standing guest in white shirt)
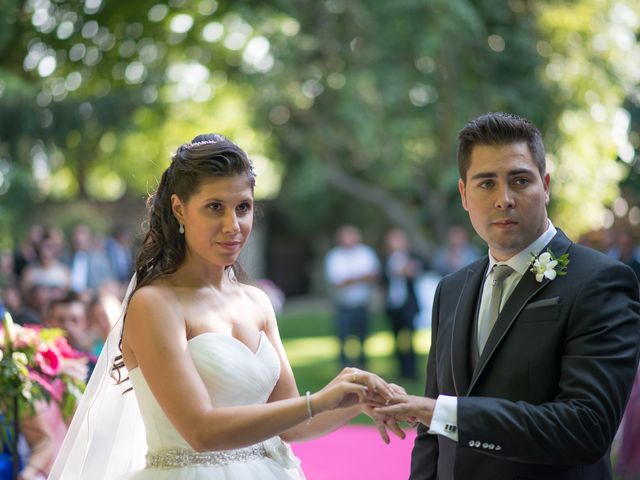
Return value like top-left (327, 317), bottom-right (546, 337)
top-left (324, 225), bottom-right (380, 369)
top-left (376, 112), bottom-right (640, 480)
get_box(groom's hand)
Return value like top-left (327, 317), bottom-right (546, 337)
top-left (361, 383), bottom-right (408, 444)
top-left (374, 394), bottom-right (436, 427)
top-left (361, 404), bottom-right (406, 444)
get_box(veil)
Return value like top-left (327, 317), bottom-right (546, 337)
top-left (48, 276), bottom-right (146, 480)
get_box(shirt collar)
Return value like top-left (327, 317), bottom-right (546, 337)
top-left (487, 220), bottom-right (557, 277)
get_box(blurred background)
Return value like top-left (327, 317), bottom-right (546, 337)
top-left (1, 0), bottom-right (640, 478)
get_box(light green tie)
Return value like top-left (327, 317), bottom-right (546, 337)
top-left (479, 264), bottom-right (514, 353)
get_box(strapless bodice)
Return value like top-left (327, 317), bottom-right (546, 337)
top-left (128, 331), bottom-right (280, 452)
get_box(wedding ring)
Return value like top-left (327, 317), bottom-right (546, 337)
top-left (351, 368), bottom-right (357, 383)
top-left (385, 399), bottom-right (390, 406)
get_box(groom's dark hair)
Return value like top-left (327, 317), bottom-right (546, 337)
top-left (457, 112), bottom-right (546, 182)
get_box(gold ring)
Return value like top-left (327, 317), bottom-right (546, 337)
top-left (351, 368), bottom-right (357, 383)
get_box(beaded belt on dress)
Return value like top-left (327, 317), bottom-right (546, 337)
top-left (145, 444), bottom-right (268, 469)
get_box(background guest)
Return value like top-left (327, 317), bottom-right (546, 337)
top-left (431, 224), bottom-right (481, 277)
top-left (66, 224), bottom-right (113, 297)
top-left (381, 228), bottom-right (425, 379)
top-left (324, 224), bottom-right (380, 368)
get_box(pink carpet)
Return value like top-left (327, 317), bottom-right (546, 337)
top-left (291, 424), bottom-right (416, 480)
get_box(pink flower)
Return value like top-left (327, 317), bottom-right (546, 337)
top-left (50, 378), bottom-right (65, 402)
top-left (3, 324), bottom-right (88, 414)
top-left (54, 336), bottom-right (84, 359)
top-left (60, 357), bottom-right (89, 381)
top-left (35, 347), bottom-right (62, 376)
top-left (28, 370), bottom-right (64, 402)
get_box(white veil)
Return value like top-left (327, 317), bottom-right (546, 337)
top-left (48, 276), bottom-right (146, 480)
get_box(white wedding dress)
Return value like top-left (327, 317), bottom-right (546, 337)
top-left (124, 331), bottom-right (305, 479)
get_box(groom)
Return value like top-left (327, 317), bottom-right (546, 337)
top-left (378, 112), bottom-right (640, 479)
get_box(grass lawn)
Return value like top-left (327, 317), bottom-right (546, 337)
top-left (277, 303), bottom-right (430, 426)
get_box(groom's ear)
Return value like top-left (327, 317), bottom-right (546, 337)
top-left (543, 173), bottom-right (550, 205)
top-left (458, 178), bottom-right (469, 211)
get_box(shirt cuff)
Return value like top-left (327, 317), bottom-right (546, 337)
top-left (428, 395), bottom-right (458, 442)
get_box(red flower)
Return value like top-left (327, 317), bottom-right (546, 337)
top-left (35, 347), bottom-right (62, 376)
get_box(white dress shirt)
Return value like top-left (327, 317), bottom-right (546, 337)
top-left (324, 244), bottom-right (380, 307)
top-left (429, 220), bottom-right (557, 441)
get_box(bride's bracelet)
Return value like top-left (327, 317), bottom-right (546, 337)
top-left (305, 391), bottom-right (314, 419)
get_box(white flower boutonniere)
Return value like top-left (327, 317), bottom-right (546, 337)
top-left (530, 249), bottom-right (570, 283)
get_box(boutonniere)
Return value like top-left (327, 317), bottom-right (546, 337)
top-left (529, 249), bottom-right (570, 282)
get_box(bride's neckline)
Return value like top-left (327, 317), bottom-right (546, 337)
top-left (187, 330), bottom-right (266, 356)
top-left (128, 331), bottom-right (266, 372)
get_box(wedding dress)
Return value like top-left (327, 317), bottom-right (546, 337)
top-left (124, 330), bottom-right (304, 479)
top-left (49, 275), bottom-right (303, 480)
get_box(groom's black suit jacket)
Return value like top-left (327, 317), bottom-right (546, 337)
top-left (410, 229), bottom-right (640, 480)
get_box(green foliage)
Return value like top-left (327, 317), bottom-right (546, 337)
top-left (536, 0), bottom-right (640, 236)
top-left (242, 0), bottom-right (633, 248)
top-left (0, 0), bottom-right (639, 251)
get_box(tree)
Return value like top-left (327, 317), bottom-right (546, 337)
top-left (241, 0), bottom-right (640, 252)
top-left (0, 0), bottom-right (263, 242)
top-left (1, 0), bottom-right (638, 254)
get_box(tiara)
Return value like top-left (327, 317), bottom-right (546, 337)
top-left (183, 137), bottom-right (225, 150)
top-left (248, 163), bottom-right (257, 177)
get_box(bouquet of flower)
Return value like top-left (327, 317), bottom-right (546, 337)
top-left (0, 311), bottom-right (88, 425)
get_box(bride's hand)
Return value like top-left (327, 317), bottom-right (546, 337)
top-left (311, 367), bottom-right (394, 414)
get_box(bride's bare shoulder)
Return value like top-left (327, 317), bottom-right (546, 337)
top-left (127, 281), bottom-right (181, 319)
top-left (130, 282), bottom-right (173, 302)
top-left (239, 283), bottom-right (270, 306)
top-left (239, 283), bottom-right (277, 328)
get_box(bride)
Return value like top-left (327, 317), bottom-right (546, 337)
top-left (48, 134), bottom-right (401, 479)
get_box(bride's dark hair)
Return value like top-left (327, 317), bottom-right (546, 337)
top-left (133, 133), bottom-right (256, 294)
top-left (112, 134), bottom-right (255, 385)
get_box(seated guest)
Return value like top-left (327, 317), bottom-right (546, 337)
top-left (44, 293), bottom-right (96, 378)
top-left (20, 236), bottom-right (70, 301)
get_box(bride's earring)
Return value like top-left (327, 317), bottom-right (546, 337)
top-left (179, 223), bottom-right (185, 234)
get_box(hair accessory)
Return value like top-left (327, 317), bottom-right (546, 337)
top-left (179, 223), bottom-right (185, 234)
top-left (183, 137), bottom-right (224, 150)
top-left (305, 391), bottom-right (314, 419)
top-left (248, 161), bottom-right (257, 178)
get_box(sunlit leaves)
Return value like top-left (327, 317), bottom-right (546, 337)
top-left (536, 0), bottom-right (640, 236)
top-left (0, 0), bottom-right (639, 249)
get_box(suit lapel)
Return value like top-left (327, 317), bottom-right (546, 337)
top-left (451, 258), bottom-right (488, 396)
top-left (468, 230), bottom-right (573, 394)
